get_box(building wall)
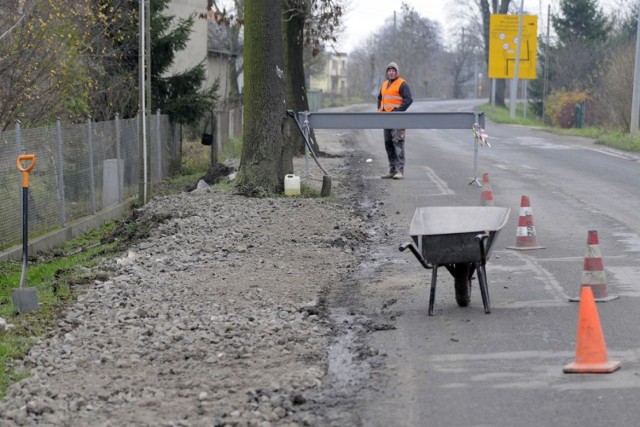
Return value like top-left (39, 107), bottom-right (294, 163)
top-left (309, 53), bottom-right (348, 96)
top-left (207, 52), bottom-right (231, 99)
top-left (309, 71), bottom-right (329, 93)
top-left (166, 0), bottom-right (208, 76)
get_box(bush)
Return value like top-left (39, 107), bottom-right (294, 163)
top-left (590, 43), bottom-right (634, 131)
top-left (544, 90), bottom-right (590, 128)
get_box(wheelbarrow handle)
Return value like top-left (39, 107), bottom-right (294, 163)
top-left (399, 242), bottom-right (411, 252)
top-left (17, 154), bottom-right (37, 188)
top-left (399, 242), bottom-right (432, 269)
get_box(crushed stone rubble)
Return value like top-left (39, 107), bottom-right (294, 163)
top-left (0, 186), bottom-right (372, 426)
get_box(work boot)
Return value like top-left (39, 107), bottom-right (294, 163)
top-left (393, 172), bottom-right (404, 180)
top-left (381, 172), bottom-right (395, 179)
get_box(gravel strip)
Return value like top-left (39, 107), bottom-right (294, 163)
top-left (0, 170), bottom-right (371, 426)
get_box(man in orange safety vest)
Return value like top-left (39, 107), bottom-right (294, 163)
top-left (377, 61), bottom-right (413, 180)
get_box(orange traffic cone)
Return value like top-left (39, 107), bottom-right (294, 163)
top-left (563, 286), bottom-right (621, 373)
top-left (507, 195), bottom-right (545, 250)
top-left (569, 230), bottom-right (619, 302)
top-left (479, 173), bottom-right (494, 206)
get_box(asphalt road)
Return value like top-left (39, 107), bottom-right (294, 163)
top-left (345, 99), bottom-right (640, 426)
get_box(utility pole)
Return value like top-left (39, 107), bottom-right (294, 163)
top-left (631, 4), bottom-right (640, 133)
top-left (138, 0), bottom-right (150, 205)
top-left (145, 0), bottom-right (152, 189)
top-left (542, 4), bottom-right (550, 113)
top-left (509, 0), bottom-right (525, 118)
top-left (370, 54), bottom-right (375, 97)
top-left (393, 11), bottom-right (397, 51)
top-left (138, 0), bottom-right (146, 205)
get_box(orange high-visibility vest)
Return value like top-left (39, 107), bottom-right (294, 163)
top-left (379, 78), bottom-right (406, 112)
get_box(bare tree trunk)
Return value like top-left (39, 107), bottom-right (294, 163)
top-left (237, 0), bottom-right (291, 195)
top-left (227, 3), bottom-right (243, 104)
top-left (283, 2), bottom-right (319, 155)
top-left (480, 0), bottom-right (511, 108)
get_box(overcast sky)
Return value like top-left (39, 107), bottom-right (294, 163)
top-left (337, 0), bottom-right (620, 53)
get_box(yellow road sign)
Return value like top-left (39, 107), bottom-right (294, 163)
top-left (488, 14), bottom-right (537, 79)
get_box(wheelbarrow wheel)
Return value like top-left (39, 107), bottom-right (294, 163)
top-left (454, 263), bottom-right (472, 307)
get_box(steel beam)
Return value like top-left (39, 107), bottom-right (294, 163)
top-left (305, 112), bottom-right (484, 130)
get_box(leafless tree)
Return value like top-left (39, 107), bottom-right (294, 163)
top-left (591, 42), bottom-right (633, 130)
top-left (450, 27), bottom-right (480, 99)
top-left (0, 0), bottom-right (95, 129)
top-left (345, 3), bottom-right (443, 100)
top-left (0, 0), bottom-right (144, 128)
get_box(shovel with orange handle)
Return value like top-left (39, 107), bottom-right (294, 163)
top-left (11, 154), bottom-right (39, 314)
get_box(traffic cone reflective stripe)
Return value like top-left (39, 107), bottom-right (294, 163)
top-left (570, 230), bottom-right (618, 302)
top-left (507, 195), bottom-right (545, 250)
top-left (563, 286), bottom-right (621, 373)
top-left (583, 230), bottom-right (607, 298)
top-left (584, 257), bottom-right (604, 271)
top-left (480, 173), bottom-right (494, 206)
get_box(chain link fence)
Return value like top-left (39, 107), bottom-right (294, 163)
top-left (0, 113), bottom-right (179, 250)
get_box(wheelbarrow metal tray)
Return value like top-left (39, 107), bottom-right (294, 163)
top-left (409, 206), bottom-right (510, 265)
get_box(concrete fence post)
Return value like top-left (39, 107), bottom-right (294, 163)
top-left (115, 113), bottom-right (123, 203)
top-left (156, 109), bottom-right (162, 181)
top-left (16, 120), bottom-right (23, 216)
top-left (86, 116), bottom-right (97, 214)
top-left (55, 118), bottom-right (66, 225)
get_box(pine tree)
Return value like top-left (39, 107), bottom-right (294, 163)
top-left (150, 0), bottom-right (217, 125)
top-left (529, 0), bottom-right (612, 121)
top-left (552, 0), bottom-right (611, 46)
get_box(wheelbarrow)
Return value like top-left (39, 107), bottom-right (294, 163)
top-left (399, 206), bottom-right (510, 316)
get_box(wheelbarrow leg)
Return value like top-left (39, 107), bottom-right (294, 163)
top-left (429, 266), bottom-right (438, 316)
top-left (474, 232), bottom-right (491, 314)
top-left (475, 262), bottom-right (491, 314)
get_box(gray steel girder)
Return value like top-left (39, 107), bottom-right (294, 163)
top-left (305, 112), bottom-right (484, 130)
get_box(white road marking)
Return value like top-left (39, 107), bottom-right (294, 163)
top-left (495, 136), bottom-right (636, 160)
top-left (493, 300), bottom-right (567, 308)
top-left (427, 349), bottom-right (640, 390)
top-left (582, 146), bottom-right (637, 160)
top-left (606, 266), bottom-right (640, 297)
top-left (613, 232), bottom-right (640, 252)
top-left (422, 166), bottom-right (455, 196)
top-left (493, 250), bottom-right (571, 301)
top-left (534, 256), bottom-right (626, 262)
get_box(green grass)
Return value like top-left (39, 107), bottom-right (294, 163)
top-left (221, 137), bottom-right (243, 161)
top-left (476, 103), bottom-right (546, 127)
top-left (181, 136), bottom-right (243, 176)
top-left (0, 222), bottom-right (118, 399)
top-left (595, 131), bottom-right (640, 152)
top-left (476, 103), bottom-right (640, 152)
top-left (154, 136), bottom-right (243, 197)
top-left (299, 182), bottom-right (337, 201)
top-left (213, 180), bottom-right (235, 191)
top-left (181, 138), bottom-right (211, 175)
top-left (154, 171), bottom-right (205, 197)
